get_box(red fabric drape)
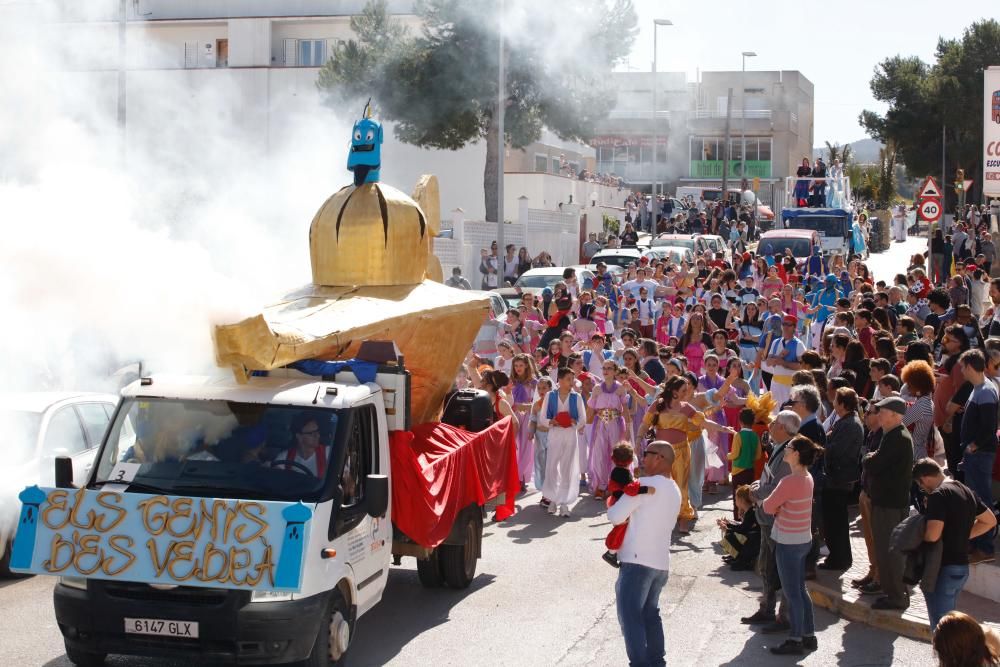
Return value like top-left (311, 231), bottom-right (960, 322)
top-left (389, 417), bottom-right (519, 548)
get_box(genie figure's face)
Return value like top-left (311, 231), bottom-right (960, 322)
top-left (348, 118), bottom-right (382, 170)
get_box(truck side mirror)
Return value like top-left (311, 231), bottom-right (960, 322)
top-left (55, 456), bottom-right (74, 489)
top-left (366, 474), bottom-right (388, 518)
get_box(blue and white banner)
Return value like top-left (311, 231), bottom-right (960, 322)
top-left (10, 486), bottom-right (312, 592)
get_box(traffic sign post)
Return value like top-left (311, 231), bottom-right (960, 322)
top-left (919, 198), bottom-right (942, 223)
top-left (918, 176), bottom-right (942, 199)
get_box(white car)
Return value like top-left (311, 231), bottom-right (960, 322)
top-left (641, 246), bottom-right (694, 266)
top-left (590, 248), bottom-right (642, 270)
top-left (696, 234), bottom-right (731, 263)
top-left (471, 290), bottom-right (510, 360)
top-left (512, 267), bottom-right (596, 296)
top-left (0, 392), bottom-right (118, 576)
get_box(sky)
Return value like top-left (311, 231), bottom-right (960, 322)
top-left (628, 0), bottom-right (997, 146)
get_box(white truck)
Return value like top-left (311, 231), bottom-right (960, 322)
top-left (12, 342), bottom-right (513, 666)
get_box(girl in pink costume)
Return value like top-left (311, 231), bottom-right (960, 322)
top-left (586, 360), bottom-right (629, 499)
top-left (509, 354), bottom-right (540, 490)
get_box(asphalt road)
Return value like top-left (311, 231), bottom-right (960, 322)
top-left (0, 237), bottom-right (932, 667)
top-left (1, 488), bottom-right (933, 667)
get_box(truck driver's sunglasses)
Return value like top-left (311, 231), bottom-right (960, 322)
top-left (299, 429), bottom-right (321, 438)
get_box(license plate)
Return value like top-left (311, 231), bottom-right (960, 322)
top-left (124, 617), bottom-right (199, 639)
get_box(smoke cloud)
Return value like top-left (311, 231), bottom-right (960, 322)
top-left (0, 1), bottom-right (351, 533)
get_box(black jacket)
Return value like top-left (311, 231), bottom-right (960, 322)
top-left (825, 413), bottom-right (864, 490)
top-left (863, 424), bottom-right (913, 509)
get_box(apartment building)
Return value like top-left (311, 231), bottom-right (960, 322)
top-left (593, 69), bottom-right (815, 199)
top-left (44, 0), bottom-right (595, 221)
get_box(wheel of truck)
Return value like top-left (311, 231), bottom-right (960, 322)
top-left (0, 538), bottom-right (29, 579)
top-left (302, 591), bottom-right (351, 667)
top-left (439, 515), bottom-right (480, 589)
top-left (416, 548), bottom-right (444, 588)
top-left (65, 646), bottom-right (107, 667)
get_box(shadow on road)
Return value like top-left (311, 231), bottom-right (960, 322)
top-left (0, 575), bottom-right (33, 590)
top-left (40, 569), bottom-right (496, 667)
top-left (348, 568), bottom-right (497, 666)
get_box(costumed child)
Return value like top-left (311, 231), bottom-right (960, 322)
top-left (529, 376), bottom-right (554, 507)
top-left (602, 442), bottom-right (654, 568)
top-left (726, 408), bottom-right (761, 518)
top-left (716, 484), bottom-right (760, 572)
top-left (540, 367), bottom-right (585, 518)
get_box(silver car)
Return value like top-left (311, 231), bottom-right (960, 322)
top-left (0, 392), bottom-right (118, 576)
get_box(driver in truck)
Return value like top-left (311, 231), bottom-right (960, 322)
top-left (270, 413), bottom-right (332, 477)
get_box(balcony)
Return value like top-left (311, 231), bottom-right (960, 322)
top-left (691, 109), bottom-right (772, 120)
top-left (605, 110), bottom-right (672, 120)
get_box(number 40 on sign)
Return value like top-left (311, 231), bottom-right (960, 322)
top-left (919, 198), bottom-right (942, 223)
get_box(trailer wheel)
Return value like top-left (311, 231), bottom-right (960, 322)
top-left (439, 515), bottom-right (480, 589)
top-left (65, 646), bottom-right (106, 667)
top-left (416, 549), bottom-right (444, 588)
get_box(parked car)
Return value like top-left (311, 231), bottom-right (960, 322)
top-left (0, 392), bottom-right (119, 576)
top-left (697, 234), bottom-right (731, 263)
top-left (471, 290), bottom-right (511, 360)
top-left (512, 267), bottom-right (596, 296)
top-left (590, 248), bottom-right (642, 270)
top-left (649, 234), bottom-right (703, 255)
top-left (641, 246), bottom-right (694, 266)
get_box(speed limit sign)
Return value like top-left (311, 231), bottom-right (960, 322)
top-left (919, 198), bottom-right (942, 222)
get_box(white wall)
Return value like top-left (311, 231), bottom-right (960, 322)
top-left (229, 18), bottom-right (271, 67)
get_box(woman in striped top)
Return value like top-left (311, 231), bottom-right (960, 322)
top-left (761, 435), bottom-right (824, 656)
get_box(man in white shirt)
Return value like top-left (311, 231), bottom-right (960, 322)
top-left (607, 440), bottom-right (681, 667)
top-left (270, 415), bottom-right (332, 477)
top-left (621, 268), bottom-right (660, 301)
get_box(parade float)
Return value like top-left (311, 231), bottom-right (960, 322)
top-left (11, 106), bottom-right (518, 667)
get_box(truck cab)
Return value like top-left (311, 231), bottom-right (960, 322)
top-left (52, 371), bottom-right (392, 666)
top-left (779, 208), bottom-right (853, 257)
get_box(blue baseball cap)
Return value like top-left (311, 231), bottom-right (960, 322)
top-left (825, 274), bottom-right (837, 284)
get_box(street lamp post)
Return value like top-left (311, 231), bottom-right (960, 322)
top-left (651, 19), bottom-right (672, 201)
top-left (740, 51), bottom-right (756, 193)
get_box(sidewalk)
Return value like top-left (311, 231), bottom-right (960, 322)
top-left (807, 512), bottom-right (1000, 642)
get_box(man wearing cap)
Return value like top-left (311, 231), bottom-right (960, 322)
top-left (805, 274), bottom-right (841, 351)
top-left (862, 396), bottom-right (914, 610)
top-left (761, 315), bottom-right (806, 412)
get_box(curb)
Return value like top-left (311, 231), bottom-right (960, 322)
top-left (807, 581), bottom-right (932, 643)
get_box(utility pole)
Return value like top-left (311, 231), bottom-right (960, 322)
top-left (941, 124), bottom-right (947, 232)
top-left (721, 88), bottom-right (733, 198)
top-left (118, 0), bottom-right (127, 162)
top-left (650, 19), bottom-right (672, 198)
top-left (740, 51), bottom-right (756, 188)
top-left (496, 0), bottom-right (505, 254)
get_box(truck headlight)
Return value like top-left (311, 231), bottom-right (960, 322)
top-left (59, 576), bottom-right (87, 590)
top-left (251, 590), bottom-right (294, 603)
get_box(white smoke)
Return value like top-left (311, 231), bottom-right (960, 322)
top-left (0, 2), bottom-right (352, 392)
top-left (0, 1), bottom-right (352, 535)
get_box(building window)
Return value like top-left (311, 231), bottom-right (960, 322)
top-left (534, 155), bottom-right (548, 172)
top-left (298, 39), bottom-right (327, 67)
top-left (758, 138), bottom-right (772, 161)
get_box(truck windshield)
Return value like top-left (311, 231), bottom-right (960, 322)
top-left (93, 398), bottom-right (345, 502)
top-left (785, 215), bottom-right (848, 237)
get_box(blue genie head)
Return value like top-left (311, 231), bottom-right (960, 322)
top-left (347, 99), bottom-right (383, 187)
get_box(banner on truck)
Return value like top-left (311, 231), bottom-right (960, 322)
top-left (986, 66), bottom-right (1000, 197)
top-left (10, 486), bottom-right (312, 592)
